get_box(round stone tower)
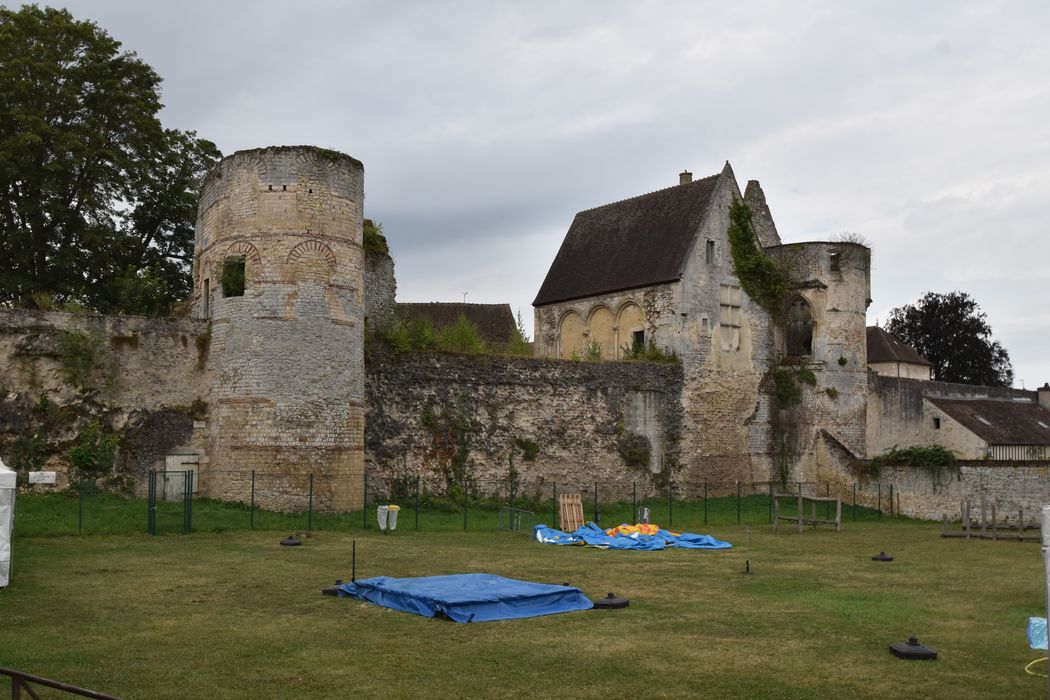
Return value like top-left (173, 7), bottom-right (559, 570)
top-left (192, 146), bottom-right (365, 511)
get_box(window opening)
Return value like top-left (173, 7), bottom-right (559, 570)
top-left (933, 417), bottom-right (941, 429)
top-left (829, 252), bottom-right (841, 273)
top-left (221, 258), bottom-right (246, 297)
top-left (203, 278), bottom-right (210, 318)
top-left (706, 240), bottom-right (715, 264)
top-left (632, 330), bottom-right (645, 353)
top-left (785, 295), bottom-right (813, 356)
top-left (719, 284), bottom-right (742, 352)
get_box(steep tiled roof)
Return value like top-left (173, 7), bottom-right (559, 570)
top-left (395, 303), bottom-right (517, 345)
top-left (866, 326), bottom-right (932, 366)
top-left (533, 171), bottom-right (723, 306)
top-left (928, 397), bottom-right (1050, 445)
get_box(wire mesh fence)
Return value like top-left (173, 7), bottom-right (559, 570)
top-left (12, 469), bottom-right (1001, 537)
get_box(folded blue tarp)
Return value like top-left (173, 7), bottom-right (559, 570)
top-left (534, 522), bottom-right (733, 551)
top-left (1028, 616), bottom-right (1047, 650)
top-left (338, 573), bottom-right (593, 623)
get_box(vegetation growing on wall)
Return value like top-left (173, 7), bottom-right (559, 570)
top-left (58, 329), bottom-right (120, 396)
top-left (374, 314), bottom-right (492, 356)
top-left (420, 399), bottom-right (476, 497)
top-left (195, 322), bottom-right (211, 369)
top-left (861, 445), bottom-right (960, 483)
top-left (69, 419), bottom-right (119, 485)
top-left (617, 433), bottom-right (651, 470)
top-left (363, 219), bottom-right (390, 255)
top-left (727, 199), bottom-right (789, 323)
top-left (621, 340), bottom-right (680, 364)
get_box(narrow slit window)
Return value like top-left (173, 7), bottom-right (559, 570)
top-left (706, 240), bottom-right (715, 264)
top-left (203, 278), bottom-right (210, 318)
top-left (632, 330), bottom-right (645, 353)
top-left (933, 417), bottom-right (941, 429)
top-left (829, 252), bottom-right (841, 273)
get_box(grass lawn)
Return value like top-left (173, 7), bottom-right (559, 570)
top-left (1, 515), bottom-right (1046, 698)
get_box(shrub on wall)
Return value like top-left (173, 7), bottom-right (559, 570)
top-left (58, 329), bottom-right (120, 396)
top-left (69, 419), bottom-right (119, 484)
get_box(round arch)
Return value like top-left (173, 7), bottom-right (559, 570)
top-left (557, 310), bottom-right (586, 359)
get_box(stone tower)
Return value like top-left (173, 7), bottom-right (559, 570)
top-left (192, 146), bottom-right (365, 510)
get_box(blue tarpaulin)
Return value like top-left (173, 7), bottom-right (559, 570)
top-left (534, 522), bottom-right (733, 551)
top-left (1028, 617), bottom-right (1048, 650)
top-left (337, 573), bottom-right (594, 623)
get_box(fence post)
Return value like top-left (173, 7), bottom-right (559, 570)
top-left (852, 482), bottom-right (856, 521)
top-left (768, 480), bottom-right (773, 524)
top-left (593, 481), bottom-right (599, 524)
top-left (668, 481), bottom-right (673, 527)
top-left (632, 480), bottom-right (637, 523)
top-left (463, 480), bottom-right (468, 531)
top-left (877, 482), bottom-right (882, 518)
top-left (308, 473), bottom-right (314, 531)
top-left (184, 470), bottom-right (193, 534)
top-left (825, 482), bottom-right (830, 520)
top-left (889, 483), bottom-right (894, 517)
top-left (736, 481), bottom-right (741, 524)
top-left (147, 470), bottom-right (156, 536)
top-left (78, 478), bottom-right (84, 535)
top-left (703, 481), bottom-right (708, 526)
top-left (415, 474), bottom-right (420, 531)
top-left (250, 469), bottom-right (255, 530)
top-left (552, 482), bottom-right (557, 529)
top-left (363, 470), bottom-right (368, 530)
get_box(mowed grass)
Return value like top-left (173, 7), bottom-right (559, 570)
top-left (2, 518), bottom-right (1046, 698)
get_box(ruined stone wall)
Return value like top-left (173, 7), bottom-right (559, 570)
top-left (364, 249), bottom-right (396, 329)
top-left (0, 309), bottom-right (208, 489)
top-left (364, 348), bottom-right (683, 499)
top-left (192, 146), bottom-right (366, 511)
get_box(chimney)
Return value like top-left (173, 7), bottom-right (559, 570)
top-left (679, 170), bottom-right (692, 185)
top-left (1039, 382), bottom-right (1050, 410)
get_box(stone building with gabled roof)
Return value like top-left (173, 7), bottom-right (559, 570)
top-left (924, 397), bottom-right (1050, 460)
top-left (533, 163), bottom-right (873, 483)
top-left (866, 326), bottom-right (932, 380)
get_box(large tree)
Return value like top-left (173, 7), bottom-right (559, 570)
top-left (885, 291), bottom-right (1013, 387)
top-left (0, 5), bottom-right (220, 315)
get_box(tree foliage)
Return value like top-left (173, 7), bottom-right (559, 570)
top-left (0, 5), bottom-right (220, 314)
top-left (885, 291), bottom-right (1013, 387)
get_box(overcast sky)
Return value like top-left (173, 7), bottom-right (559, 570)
top-left (48, 0), bottom-right (1050, 387)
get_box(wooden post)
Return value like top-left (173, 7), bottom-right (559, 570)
top-left (835, 498), bottom-right (841, 531)
top-left (1020, 506), bottom-right (1024, 542)
top-left (810, 498), bottom-right (816, 529)
top-left (964, 500), bottom-right (971, 539)
top-left (991, 503), bottom-right (997, 541)
top-left (974, 493), bottom-right (982, 537)
top-left (797, 492), bottom-right (804, 534)
top-left (773, 494), bottom-right (780, 531)
top-left (942, 514), bottom-right (949, 536)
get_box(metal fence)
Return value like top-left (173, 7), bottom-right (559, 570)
top-left (10, 469), bottom-right (995, 537)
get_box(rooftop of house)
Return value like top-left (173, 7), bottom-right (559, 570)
top-left (533, 169), bottom-right (726, 307)
top-left (866, 326), bottom-right (932, 367)
top-left (395, 302), bottom-right (517, 345)
top-left (927, 397), bottom-right (1050, 445)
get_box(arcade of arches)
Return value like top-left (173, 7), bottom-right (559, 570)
top-left (557, 302), bottom-right (646, 359)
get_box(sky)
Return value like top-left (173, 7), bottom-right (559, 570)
top-left (45, 0), bottom-right (1050, 388)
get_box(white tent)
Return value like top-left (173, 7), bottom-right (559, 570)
top-left (0, 457), bottom-right (15, 587)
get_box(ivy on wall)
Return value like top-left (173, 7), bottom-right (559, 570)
top-left (727, 198), bottom-right (789, 323)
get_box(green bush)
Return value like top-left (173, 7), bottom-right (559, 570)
top-left (69, 419), bottom-right (119, 483)
top-left (438, 315), bottom-right (488, 354)
top-left (363, 219), bottom-right (389, 255)
top-left (621, 340), bottom-right (679, 364)
top-left (58, 329), bottom-right (120, 395)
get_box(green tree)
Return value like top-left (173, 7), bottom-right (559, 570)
top-left (885, 291), bottom-right (1013, 387)
top-left (0, 5), bottom-right (220, 314)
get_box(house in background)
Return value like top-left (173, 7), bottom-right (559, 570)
top-left (395, 302), bottom-right (517, 347)
top-left (866, 326), bottom-right (932, 380)
top-left (923, 396), bottom-right (1050, 460)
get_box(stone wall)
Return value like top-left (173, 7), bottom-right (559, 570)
top-left (364, 249), bottom-right (396, 329)
top-left (0, 309), bottom-right (208, 489)
top-left (815, 432), bottom-right (1050, 520)
top-left (364, 348), bottom-right (683, 500)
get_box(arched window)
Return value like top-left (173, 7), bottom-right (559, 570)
top-left (558, 311), bottom-right (585, 359)
top-left (785, 296), bottom-right (813, 357)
